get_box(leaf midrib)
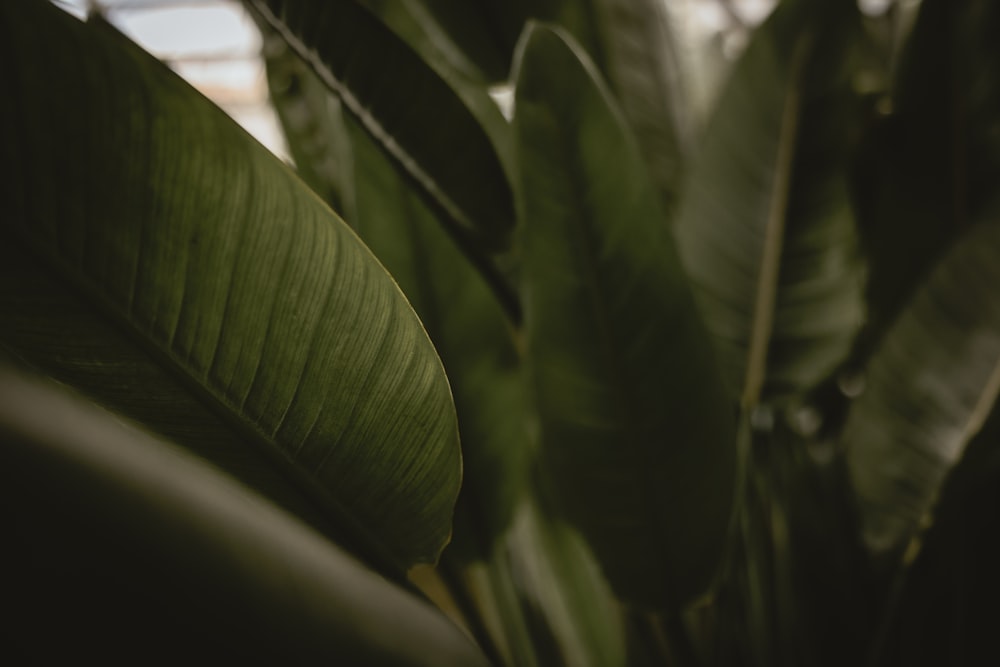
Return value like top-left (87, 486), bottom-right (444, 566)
top-left (741, 32), bottom-right (812, 409)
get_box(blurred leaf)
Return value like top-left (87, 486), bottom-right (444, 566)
top-left (853, 0), bottom-right (1000, 349)
top-left (873, 404), bottom-right (1000, 666)
top-left (247, 0), bottom-right (514, 252)
top-left (258, 26), bottom-right (354, 213)
top-left (0, 0), bottom-right (459, 570)
top-left (674, 1), bottom-right (866, 407)
top-left (0, 366), bottom-right (488, 666)
top-left (504, 497), bottom-right (627, 667)
top-left (589, 0), bottom-right (693, 212)
top-left (844, 212), bottom-right (1000, 557)
top-left (513, 23), bottom-right (737, 610)
top-left (354, 0), bottom-right (515, 199)
top-left (401, 0), bottom-right (597, 82)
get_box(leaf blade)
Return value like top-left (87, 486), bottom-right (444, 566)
top-left (0, 0), bottom-right (459, 569)
top-left (845, 214), bottom-right (1000, 557)
top-left (513, 23), bottom-right (737, 610)
top-left (249, 0), bottom-right (514, 252)
top-left (673, 2), bottom-right (866, 407)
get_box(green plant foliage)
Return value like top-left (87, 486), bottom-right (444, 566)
top-left (845, 212), bottom-right (1000, 557)
top-left (0, 0), bottom-right (460, 570)
top-left (0, 366), bottom-right (488, 666)
top-left (344, 111), bottom-right (532, 560)
top-left (7, 0), bottom-right (1000, 663)
top-left (674, 0), bottom-right (865, 407)
top-left (513, 23), bottom-right (736, 610)
top-left (248, 0), bottom-right (515, 252)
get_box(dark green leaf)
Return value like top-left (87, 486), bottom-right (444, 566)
top-left (0, 0), bottom-right (459, 569)
top-left (343, 113), bottom-right (531, 560)
top-left (0, 366), bottom-right (488, 666)
top-left (844, 212), bottom-right (1000, 557)
top-left (853, 0), bottom-right (1000, 351)
top-left (589, 0), bottom-right (692, 212)
top-left (258, 25), bottom-right (354, 213)
top-left (673, 1), bottom-right (866, 407)
top-left (513, 23), bottom-right (737, 610)
top-left (248, 0), bottom-right (514, 252)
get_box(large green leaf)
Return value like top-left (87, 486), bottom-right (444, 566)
top-left (844, 213), bottom-right (1000, 558)
top-left (0, 0), bottom-right (459, 569)
top-left (513, 23), bottom-right (737, 610)
top-left (343, 113), bottom-right (531, 561)
top-left (260, 24), bottom-right (530, 560)
top-left (247, 0), bottom-right (514, 252)
top-left (673, 0), bottom-right (866, 408)
top-left (0, 366), bottom-right (488, 666)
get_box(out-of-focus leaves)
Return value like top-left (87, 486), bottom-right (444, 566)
top-left (246, 0), bottom-right (515, 252)
top-left (674, 1), bottom-right (865, 408)
top-left (589, 0), bottom-right (692, 213)
top-left (873, 404), bottom-right (1000, 667)
top-left (0, 366), bottom-right (488, 666)
top-left (853, 0), bottom-right (1000, 351)
top-left (258, 26), bottom-right (354, 213)
top-left (504, 497), bottom-right (627, 667)
top-left (401, 0), bottom-right (601, 83)
top-left (845, 212), bottom-right (1000, 557)
top-left (354, 0), bottom-right (515, 193)
top-left (513, 23), bottom-right (736, 610)
top-left (0, 0), bottom-right (460, 570)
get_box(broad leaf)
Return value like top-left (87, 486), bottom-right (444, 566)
top-left (844, 213), bottom-right (1000, 557)
top-left (262, 33), bottom-right (531, 560)
top-left (0, 366), bottom-right (488, 666)
top-left (673, 1), bottom-right (866, 408)
top-left (247, 0), bottom-right (514, 252)
top-left (347, 116), bottom-right (531, 560)
top-left (513, 24), bottom-right (737, 610)
top-left (0, 0), bottom-right (459, 569)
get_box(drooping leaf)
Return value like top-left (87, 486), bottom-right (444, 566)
top-left (513, 23), bottom-right (737, 610)
top-left (844, 212), bottom-right (1000, 557)
top-left (673, 1), bottom-right (866, 408)
top-left (0, 0), bottom-right (459, 570)
top-left (246, 0), bottom-right (514, 252)
top-left (0, 366), bottom-right (488, 666)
